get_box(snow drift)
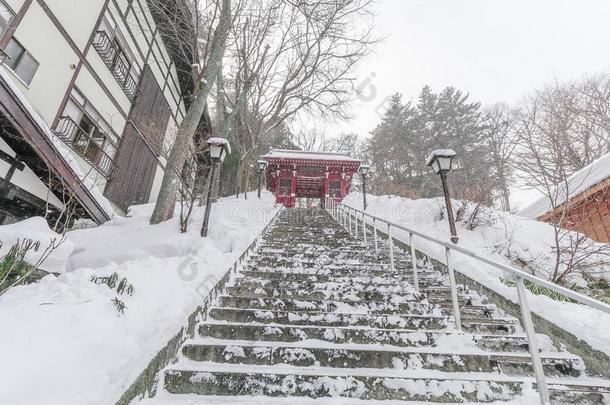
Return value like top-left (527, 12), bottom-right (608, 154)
top-left (0, 192), bottom-right (279, 405)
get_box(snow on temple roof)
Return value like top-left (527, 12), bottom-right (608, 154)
top-left (262, 149), bottom-right (362, 162)
top-left (519, 152), bottom-right (610, 219)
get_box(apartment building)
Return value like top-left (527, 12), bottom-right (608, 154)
top-left (0, 0), bottom-right (191, 225)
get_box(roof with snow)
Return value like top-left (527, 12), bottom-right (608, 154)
top-left (262, 149), bottom-right (362, 163)
top-left (519, 152), bottom-right (610, 219)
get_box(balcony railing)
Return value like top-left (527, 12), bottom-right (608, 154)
top-left (92, 30), bottom-right (138, 101)
top-left (54, 116), bottom-right (117, 179)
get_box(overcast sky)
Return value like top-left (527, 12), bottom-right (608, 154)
top-left (326, 0), bottom-right (610, 138)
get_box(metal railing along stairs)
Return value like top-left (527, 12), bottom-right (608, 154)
top-left (324, 197), bottom-right (610, 405)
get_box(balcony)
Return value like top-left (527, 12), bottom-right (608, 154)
top-left (54, 116), bottom-right (117, 179)
top-left (92, 30), bottom-right (138, 101)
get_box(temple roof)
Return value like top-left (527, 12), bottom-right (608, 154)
top-left (262, 149), bottom-right (362, 163)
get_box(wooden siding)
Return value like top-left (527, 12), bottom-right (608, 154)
top-left (104, 65), bottom-right (170, 210)
top-left (540, 178), bottom-right (610, 243)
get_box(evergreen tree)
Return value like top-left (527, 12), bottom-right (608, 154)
top-left (366, 86), bottom-right (494, 203)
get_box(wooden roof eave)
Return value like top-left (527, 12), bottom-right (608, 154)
top-left (539, 177), bottom-right (610, 222)
top-left (0, 77), bottom-right (111, 224)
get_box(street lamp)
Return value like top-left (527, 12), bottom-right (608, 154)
top-left (257, 160), bottom-right (268, 198)
top-left (201, 137), bottom-right (231, 237)
top-left (426, 149), bottom-right (458, 244)
top-left (359, 164), bottom-right (370, 210)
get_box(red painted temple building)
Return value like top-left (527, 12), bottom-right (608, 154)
top-left (261, 149), bottom-right (362, 208)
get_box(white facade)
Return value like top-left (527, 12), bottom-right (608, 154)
top-left (0, 0), bottom-right (188, 224)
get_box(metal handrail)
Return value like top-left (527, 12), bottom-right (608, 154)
top-left (54, 116), bottom-right (117, 178)
top-left (336, 202), bottom-right (610, 314)
top-left (324, 197), bottom-right (610, 405)
top-left (92, 30), bottom-right (139, 101)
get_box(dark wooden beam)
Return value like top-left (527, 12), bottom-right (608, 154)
top-left (0, 0), bottom-right (33, 49)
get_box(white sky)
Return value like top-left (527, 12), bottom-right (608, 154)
top-left (325, 0), bottom-right (610, 138)
top-left (315, 0), bottom-right (610, 209)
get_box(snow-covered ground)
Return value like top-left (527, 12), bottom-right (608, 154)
top-left (342, 193), bottom-right (610, 357)
top-left (0, 192), bottom-right (279, 405)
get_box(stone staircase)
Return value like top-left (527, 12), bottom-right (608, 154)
top-left (157, 208), bottom-right (610, 403)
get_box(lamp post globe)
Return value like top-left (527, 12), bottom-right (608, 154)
top-left (426, 149), bottom-right (458, 244)
top-left (201, 138), bottom-right (231, 237)
top-left (359, 164), bottom-right (370, 211)
top-left (257, 160), bottom-right (268, 199)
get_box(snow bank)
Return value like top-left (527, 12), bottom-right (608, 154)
top-left (0, 217), bottom-right (74, 273)
top-left (0, 192), bottom-right (279, 405)
top-left (342, 193), bottom-right (610, 356)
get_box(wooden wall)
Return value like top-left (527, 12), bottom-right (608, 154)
top-left (104, 66), bottom-right (171, 211)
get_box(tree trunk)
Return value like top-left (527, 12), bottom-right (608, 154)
top-left (498, 169), bottom-right (511, 212)
top-left (150, 0), bottom-right (231, 224)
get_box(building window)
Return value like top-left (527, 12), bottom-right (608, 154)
top-left (0, 0), bottom-right (14, 36)
top-left (92, 13), bottom-right (140, 100)
top-left (54, 89), bottom-right (118, 178)
top-left (4, 38), bottom-right (38, 85)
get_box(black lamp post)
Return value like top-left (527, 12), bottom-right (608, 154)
top-left (201, 138), bottom-right (231, 237)
top-left (257, 160), bottom-right (268, 198)
top-left (359, 164), bottom-right (370, 210)
top-left (426, 149), bottom-right (458, 244)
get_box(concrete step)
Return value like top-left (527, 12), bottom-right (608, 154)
top-left (225, 284), bottom-right (478, 305)
top-left (234, 276), bottom-right (444, 291)
top-left (180, 339), bottom-right (583, 377)
top-left (217, 295), bottom-right (497, 318)
top-left (208, 307), bottom-right (450, 330)
top-left (239, 269), bottom-right (442, 284)
top-left (163, 363), bottom-right (608, 403)
top-left (198, 322), bottom-right (525, 350)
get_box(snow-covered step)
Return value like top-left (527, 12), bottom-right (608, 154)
top-left (198, 322), bottom-right (527, 351)
top-left (208, 307), bottom-right (450, 330)
top-left (217, 295), bottom-right (499, 319)
top-left (225, 284), bottom-right (487, 309)
top-left (234, 276), bottom-right (445, 290)
top-left (239, 269), bottom-right (443, 284)
top-left (179, 338), bottom-right (583, 377)
top-left (162, 363), bottom-right (608, 403)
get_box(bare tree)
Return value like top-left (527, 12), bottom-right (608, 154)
top-left (482, 103), bottom-right (518, 211)
top-left (512, 80), bottom-right (610, 284)
top-left (149, 0), bottom-right (232, 224)
top-left (221, 0), bottom-right (376, 196)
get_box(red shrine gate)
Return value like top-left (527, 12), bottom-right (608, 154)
top-left (261, 149), bottom-right (362, 208)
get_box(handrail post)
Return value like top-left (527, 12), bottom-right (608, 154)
top-left (388, 223), bottom-right (395, 272)
top-left (409, 232), bottom-right (420, 292)
top-left (373, 217), bottom-right (379, 256)
top-left (348, 208), bottom-right (353, 236)
top-left (516, 276), bottom-right (551, 404)
top-left (354, 208), bottom-right (358, 239)
top-left (362, 212), bottom-right (367, 245)
top-left (445, 247), bottom-right (462, 331)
